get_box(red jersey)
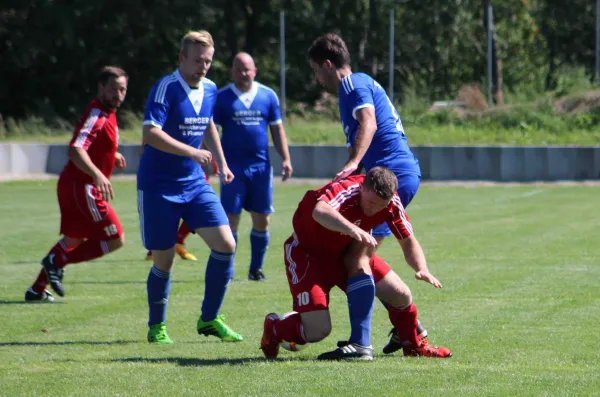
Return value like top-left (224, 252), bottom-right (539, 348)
top-left (292, 175), bottom-right (413, 258)
top-left (61, 99), bottom-right (119, 184)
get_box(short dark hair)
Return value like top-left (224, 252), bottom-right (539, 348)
top-left (363, 167), bottom-right (398, 200)
top-left (307, 33), bottom-right (351, 68)
top-left (98, 66), bottom-right (128, 86)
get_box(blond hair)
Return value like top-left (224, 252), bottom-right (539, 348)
top-left (180, 31), bottom-right (214, 56)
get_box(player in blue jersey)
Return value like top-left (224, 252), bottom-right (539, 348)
top-left (137, 31), bottom-right (242, 344)
top-left (214, 52), bottom-right (293, 281)
top-left (307, 33), bottom-right (428, 359)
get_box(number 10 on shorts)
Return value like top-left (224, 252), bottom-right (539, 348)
top-left (104, 224), bottom-right (118, 236)
top-left (297, 292), bottom-right (310, 306)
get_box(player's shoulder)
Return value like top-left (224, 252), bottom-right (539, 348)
top-left (202, 77), bottom-right (217, 90)
top-left (217, 83), bottom-right (235, 96)
top-left (151, 71), bottom-right (179, 104)
top-left (255, 81), bottom-right (277, 95)
top-left (341, 73), bottom-right (373, 95)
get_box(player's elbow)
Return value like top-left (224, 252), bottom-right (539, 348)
top-left (312, 202), bottom-right (327, 223)
top-left (67, 146), bottom-right (84, 161)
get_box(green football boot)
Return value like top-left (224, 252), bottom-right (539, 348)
top-left (197, 314), bottom-right (243, 342)
top-left (147, 322), bottom-right (174, 344)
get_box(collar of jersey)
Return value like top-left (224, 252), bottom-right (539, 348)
top-left (230, 82), bottom-right (259, 109)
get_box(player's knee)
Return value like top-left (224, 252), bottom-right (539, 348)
top-left (344, 255), bottom-right (372, 278)
top-left (107, 235), bottom-right (125, 252)
top-left (304, 323), bottom-right (332, 343)
top-left (252, 215), bottom-right (270, 231)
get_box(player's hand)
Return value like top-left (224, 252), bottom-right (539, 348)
top-left (220, 165), bottom-right (235, 185)
top-left (281, 160), bottom-right (293, 182)
top-left (415, 270), bottom-right (443, 288)
top-left (348, 226), bottom-right (378, 248)
top-left (335, 161), bottom-right (359, 181)
top-left (191, 149), bottom-right (213, 166)
top-left (94, 172), bottom-right (114, 201)
top-left (114, 152), bottom-right (126, 169)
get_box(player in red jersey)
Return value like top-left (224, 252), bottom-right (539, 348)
top-left (144, 156), bottom-right (219, 261)
top-left (25, 66), bottom-right (129, 302)
top-left (260, 167), bottom-right (452, 360)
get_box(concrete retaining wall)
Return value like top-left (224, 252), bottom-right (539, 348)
top-left (2, 143), bottom-right (600, 181)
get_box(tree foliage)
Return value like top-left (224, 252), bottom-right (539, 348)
top-left (0, 0), bottom-right (596, 122)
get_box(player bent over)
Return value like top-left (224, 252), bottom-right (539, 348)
top-left (259, 167), bottom-right (451, 360)
top-left (25, 66), bottom-right (129, 302)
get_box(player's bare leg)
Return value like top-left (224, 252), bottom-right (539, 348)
top-left (194, 225), bottom-right (243, 342)
top-left (225, 212), bottom-right (241, 279)
top-left (26, 236), bottom-right (83, 302)
top-left (248, 212), bottom-right (270, 281)
top-left (41, 235), bottom-right (125, 297)
top-left (376, 270), bottom-right (451, 358)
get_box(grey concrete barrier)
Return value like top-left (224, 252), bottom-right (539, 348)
top-left (1, 143), bottom-right (600, 181)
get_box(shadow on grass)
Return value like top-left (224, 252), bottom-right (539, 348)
top-left (67, 280), bottom-right (196, 285)
top-left (112, 356), bottom-right (315, 367)
top-left (0, 300), bottom-right (65, 305)
top-left (0, 340), bottom-right (138, 347)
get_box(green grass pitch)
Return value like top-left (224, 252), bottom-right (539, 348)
top-left (1, 180), bottom-right (599, 396)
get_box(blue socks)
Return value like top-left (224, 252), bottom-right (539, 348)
top-left (346, 274), bottom-right (375, 347)
top-left (147, 265), bottom-right (171, 326)
top-left (201, 250), bottom-right (235, 322)
top-left (250, 229), bottom-right (269, 272)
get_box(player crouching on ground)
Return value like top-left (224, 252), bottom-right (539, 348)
top-left (260, 167), bottom-right (452, 360)
top-left (25, 66), bottom-right (128, 302)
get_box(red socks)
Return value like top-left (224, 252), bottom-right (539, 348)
top-left (57, 240), bottom-right (109, 267)
top-left (273, 312), bottom-right (307, 345)
top-left (177, 222), bottom-right (191, 245)
top-left (387, 303), bottom-right (419, 346)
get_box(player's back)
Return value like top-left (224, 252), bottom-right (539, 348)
top-left (338, 73), bottom-right (420, 176)
top-left (214, 82), bottom-right (281, 167)
top-left (62, 98), bottom-right (119, 184)
top-left (292, 174), bottom-right (413, 256)
top-left (137, 71), bottom-right (217, 200)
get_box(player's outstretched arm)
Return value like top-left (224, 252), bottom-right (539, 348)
top-left (397, 235), bottom-right (442, 288)
top-left (269, 123), bottom-right (293, 181)
top-left (68, 147), bottom-right (114, 201)
top-left (335, 107), bottom-right (377, 181)
top-left (143, 125), bottom-right (212, 165)
top-left (312, 201), bottom-right (377, 248)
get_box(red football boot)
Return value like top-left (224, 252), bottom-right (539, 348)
top-left (260, 313), bottom-right (280, 359)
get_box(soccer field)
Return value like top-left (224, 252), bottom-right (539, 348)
top-left (1, 180), bottom-right (599, 396)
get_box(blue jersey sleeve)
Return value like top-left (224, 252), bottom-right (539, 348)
top-left (268, 90), bottom-right (282, 125)
top-left (213, 94), bottom-right (223, 127)
top-left (143, 80), bottom-right (170, 129)
top-left (347, 87), bottom-right (375, 120)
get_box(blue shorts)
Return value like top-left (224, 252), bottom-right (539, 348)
top-left (372, 173), bottom-right (421, 237)
top-left (221, 163), bottom-right (274, 215)
top-left (138, 183), bottom-right (229, 250)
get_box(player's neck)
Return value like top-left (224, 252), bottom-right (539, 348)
top-left (179, 69), bottom-right (201, 89)
top-left (336, 66), bottom-right (353, 82)
top-left (234, 81), bottom-right (253, 93)
top-left (97, 97), bottom-right (117, 112)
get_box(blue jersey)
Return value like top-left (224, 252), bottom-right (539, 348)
top-left (138, 70), bottom-right (217, 202)
top-left (214, 82), bottom-right (282, 167)
top-left (338, 73), bottom-right (420, 176)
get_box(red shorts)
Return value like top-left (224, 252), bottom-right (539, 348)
top-left (57, 176), bottom-right (123, 240)
top-left (283, 235), bottom-right (392, 313)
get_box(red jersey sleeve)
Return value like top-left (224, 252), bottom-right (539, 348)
top-left (316, 176), bottom-right (363, 210)
top-left (387, 195), bottom-right (414, 240)
top-left (70, 107), bottom-right (106, 151)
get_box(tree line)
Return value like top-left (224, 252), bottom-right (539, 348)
top-left (0, 0), bottom-right (596, 123)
